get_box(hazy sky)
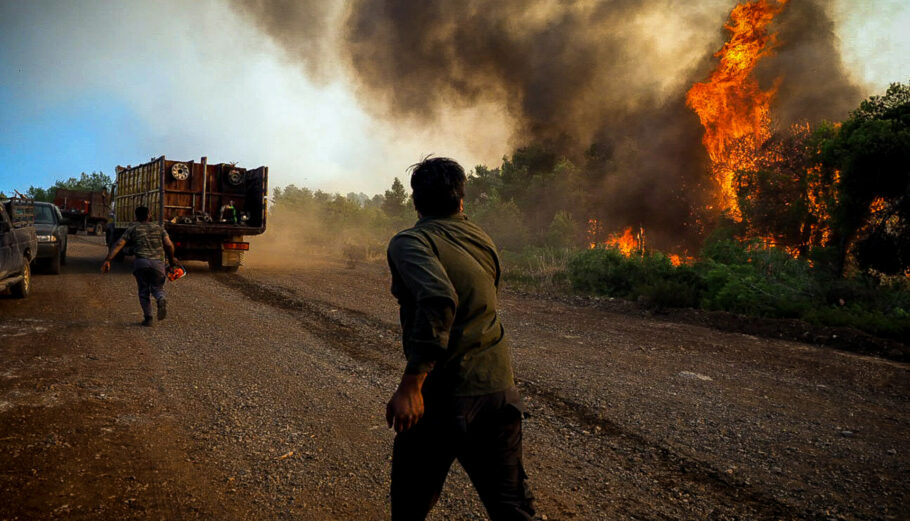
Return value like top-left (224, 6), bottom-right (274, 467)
top-left (0, 0), bottom-right (907, 197)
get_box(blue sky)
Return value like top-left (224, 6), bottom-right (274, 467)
top-left (0, 87), bottom-right (143, 192)
top-left (1, 0), bottom-right (908, 197)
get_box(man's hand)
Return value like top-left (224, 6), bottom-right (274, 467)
top-left (103, 239), bottom-right (126, 273)
top-left (386, 373), bottom-right (427, 433)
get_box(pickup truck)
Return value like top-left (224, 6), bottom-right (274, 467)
top-left (34, 201), bottom-right (68, 274)
top-left (0, 198), bottom-right (38, 298)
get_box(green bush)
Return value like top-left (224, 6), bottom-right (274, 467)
top-left (545, 211), bottom-right (581, 248)
top-left (568, 248), bottom-right (640, 295)
top-left (502, 246), bottom-right (572, 292)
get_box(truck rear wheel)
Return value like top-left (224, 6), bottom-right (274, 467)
top-left (208, 253), bottom-right (239, 272)
top-left (11, 259), bottom-right (30, 298)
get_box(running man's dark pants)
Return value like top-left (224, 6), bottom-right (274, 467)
top-left (133, 267), bottom-right (165, 318)
top-left (391, 387), bottom-right (535, 521)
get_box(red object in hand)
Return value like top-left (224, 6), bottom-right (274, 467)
top-left (167, 265), bottom-right (186, 281)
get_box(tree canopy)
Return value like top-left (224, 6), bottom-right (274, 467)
top-left (25, 172), bottom-right (113, 203)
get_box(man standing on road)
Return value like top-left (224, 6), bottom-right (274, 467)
top-left (101, 206), bottom-right (177, 327)
top-left (386, 157), bottom-right (535, 520)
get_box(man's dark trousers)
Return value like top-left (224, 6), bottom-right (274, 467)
top-left (132, 258), bottom-right (166, 318)
top-left (391, 387), bottom-right (535, 521)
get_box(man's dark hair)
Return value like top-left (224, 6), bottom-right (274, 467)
top-left (409, 157), bottom-right (466, 217)
top-left (135, 206), bottom-right (150, 222)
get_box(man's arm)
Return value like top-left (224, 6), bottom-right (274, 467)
top-left (163, 235), bottom-right (178, 265)
top-left (386, 234), bottom-right (457, 432)
top-left (101, 238), bottom-right (127, 273)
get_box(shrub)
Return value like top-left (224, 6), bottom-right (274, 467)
top-left (545, 211), bottom-right (582, 248)
top-left (501, 246), bottom-right (573, 292)
top-left (568, 248), bottom-right (640, 295)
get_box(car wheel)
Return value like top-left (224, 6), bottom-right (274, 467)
top-left (12, 259), bottom-right (30, 298)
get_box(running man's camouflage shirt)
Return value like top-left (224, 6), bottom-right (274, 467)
top-left (121, 222), bottom-right (169, 261)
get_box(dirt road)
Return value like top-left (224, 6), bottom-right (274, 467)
top-left (1, 237), bottom-right (907, 520)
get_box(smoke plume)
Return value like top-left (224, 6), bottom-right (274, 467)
top-left (758, 0), bottom-right (864, 127)
top-left (233, 0), bottom-right (863, 247)
top-left (230, 0), bottom-right (338, 78)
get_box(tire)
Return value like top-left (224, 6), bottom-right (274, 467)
top-left (208, 253), bottom-right (240, 272)
top-left (48, 247), bottom-right (61, 275)
top-left (11, 259), bottom-right (30, 298)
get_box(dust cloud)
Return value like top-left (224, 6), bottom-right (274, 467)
top-left (243, 205), bottom-right (396, 270)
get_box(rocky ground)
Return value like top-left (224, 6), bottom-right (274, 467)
top-left (0, 236), bottom-right (907, 520)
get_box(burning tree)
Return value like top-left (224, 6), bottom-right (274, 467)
top-left (733, 123), bottom-right (837, 258)
top-left (686, 0), bottom-right (788, 220)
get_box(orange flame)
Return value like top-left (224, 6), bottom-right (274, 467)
top-left (588, 220), bottom-right (691, 265)
top-left (686, 0), bottom-right (788, 220)
top-left (605, 227), bottom-right (639, 257)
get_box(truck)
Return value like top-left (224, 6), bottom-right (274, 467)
top-left (54, 188), bottom-right (110, 235)
top-left (108, 156), bottom-right (268, 272)
top-left (0, 197), bottom-right (38, 297)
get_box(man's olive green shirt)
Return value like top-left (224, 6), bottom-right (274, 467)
top-left (387, 214), bottom-right (515, 396)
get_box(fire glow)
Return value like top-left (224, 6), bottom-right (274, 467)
top-left (686, 0), bottom-right (788, 220)
top-left (588, 221), bottom-right (686, 266)
top-left (589, 0), bottom-right (804, 267)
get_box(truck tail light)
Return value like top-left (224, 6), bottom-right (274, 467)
top-left (223, 242), bottom-right (249, 251)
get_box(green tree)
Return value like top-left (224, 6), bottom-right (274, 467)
top-left (382, 177), bottom-right (409, 218)
top-left (546, 211), bottom-right (581, 248)
top-left (465, 164), bottom-right (502, 206)
top-left (55, 171), bottom-right (112, 191)
top-left (23, 171), bottom-right (113, 203)
top-left (821, 81), bottom-right (910, 275)
top-left (25, 186), bottom-right (54, 202)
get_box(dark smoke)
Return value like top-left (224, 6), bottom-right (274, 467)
top-left (233, 0), bottom-right (863, 248)
top-left (230, 0), bottom-right (335, 78)
top-left (758, 0), bottom-right (864, 127)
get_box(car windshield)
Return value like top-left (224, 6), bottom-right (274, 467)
top-left (34, 205), bottom-right (56, 224)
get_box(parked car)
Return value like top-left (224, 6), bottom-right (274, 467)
top-left (0, 198), bottom-right (37, 297)
top-left (34, 202), bottom-right (68, 274)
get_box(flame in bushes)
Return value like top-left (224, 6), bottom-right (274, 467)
top-left (686, 0), bottom-right (788, 219)
top-left (588, 220), bottom-right (689, 266)
top-left (605, 227), bottom-right (640, 257)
